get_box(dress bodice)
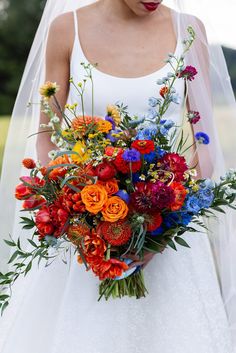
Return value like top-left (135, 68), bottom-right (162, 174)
top-left (69, 11), bottom-right (185, 123)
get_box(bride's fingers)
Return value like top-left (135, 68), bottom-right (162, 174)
top-left (128, 260), bottom-right (145, 269)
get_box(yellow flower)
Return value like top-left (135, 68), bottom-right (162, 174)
top-left (97, 120), bottom-right (112, 133)
top-left (39, 81), bottom-right (60, 99)
top-left (71, 141), bottom-right (91, 164)
top-left (107, 105), bottom-right (121, 126)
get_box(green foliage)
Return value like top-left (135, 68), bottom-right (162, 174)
top-left (0, 0), bottom-right (46, 114)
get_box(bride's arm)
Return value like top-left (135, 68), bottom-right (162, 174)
top-left (36, 13), bottom-right (74, 166)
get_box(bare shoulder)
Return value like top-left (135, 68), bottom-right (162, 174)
top-left (179, 12), bottom-right (207, 34)
top-left (47, 12), bottom-right (75, 58)
top-left (49, 12), bottom-right (74, 39)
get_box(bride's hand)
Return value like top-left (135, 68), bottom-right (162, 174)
top-left (123, 251), bottom-right (156, 269)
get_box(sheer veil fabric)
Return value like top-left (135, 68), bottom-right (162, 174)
top-left (0, 0), bottom-right (236, 348)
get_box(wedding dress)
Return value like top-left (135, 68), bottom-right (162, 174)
top-left (0, 9), bottom-right (233, 353)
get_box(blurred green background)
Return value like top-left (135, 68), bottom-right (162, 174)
top-left (0, 0), bottom-right (236, 172)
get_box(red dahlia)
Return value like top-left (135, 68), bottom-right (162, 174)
top-left (97, 220), bottom-right (132, 246)
top-left (158, 153), bottom-right (188, 182)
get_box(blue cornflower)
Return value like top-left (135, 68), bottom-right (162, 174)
top-left (195, 132), bottom-right (210, 145)
top-left (122, 148), bottom-right (141, 162)
top-left (115, 190), bottom-right (130, 204)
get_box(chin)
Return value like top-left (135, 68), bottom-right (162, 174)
top-left (127, 1), bottom-right (163, 17)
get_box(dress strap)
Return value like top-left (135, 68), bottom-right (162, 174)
top-left (73, 10), bottom-right (79, 39)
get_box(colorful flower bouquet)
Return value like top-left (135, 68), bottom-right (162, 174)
top-left (1, 27), bottom-right (236, 314)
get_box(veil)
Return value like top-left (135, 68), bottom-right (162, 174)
top-left (0, 0), bottom-right (236, 347)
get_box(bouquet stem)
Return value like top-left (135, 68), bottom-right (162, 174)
top-left (98, 269), bottom-right (148, 301)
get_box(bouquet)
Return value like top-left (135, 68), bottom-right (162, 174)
top-left (1, 26), bottom-right (236, 314)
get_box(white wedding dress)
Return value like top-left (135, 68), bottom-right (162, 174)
top-left (0, 10), bottom-right (233, 353)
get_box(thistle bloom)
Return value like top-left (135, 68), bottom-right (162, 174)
top-left (178, 66), bottom-right (198, 81)
top-left (195, 132), bottom-right (210, 145)
top-left (187, 111), bottom-right (201, 124)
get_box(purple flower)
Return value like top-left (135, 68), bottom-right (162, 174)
top-left (187, 111), bottom-right (201, 124)
top-left (115, 190), bottom-right (130, 204)
top-left (105, 115), bottom-right (115, 130)
top-left (195, 132), bottom-right (210, 145)
top-left (178, 66), bottom-right (198, 81)
top-left (122, 148), bottom-right (141, 162)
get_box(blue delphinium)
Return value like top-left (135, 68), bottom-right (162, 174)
top-left (195, 132), bottom-right (210, 145)
top-left (136, 126), bottom-right (158, 140)
top-left (144, 147), bottom-right (166, 163)
top-left (185, 195), bottom-right (202, 214)
top-left (122, 148), bottom-right (141, 162)
top-left (164, 212), bottom-right (192, 228)
top-left (158, 119), bottom-right (175, 136)
top-left (147, 107), bottom-right (159, 119)
top-left (148, 97), bottom-right (162, 107)
top-left (151, 225), bottom-right (164, 236)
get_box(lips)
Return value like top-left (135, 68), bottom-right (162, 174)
top-left (141, 2), bottom-right (160, 12)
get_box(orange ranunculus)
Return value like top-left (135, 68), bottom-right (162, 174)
top-left (97, 120), bottom-right (113, 133)
top-left (96, 179), bottom-right (119, 196)
top-left (71, 115), bottom-right (100, 134)
top-left (67, 223), bottom-right (91, 246)
top-left (81, 184), bottom-right (108, 214)
top-left (96, 258), bottom-right (129, 280)
top-left (47, 155), bottom-right (70, 180)
top-left (170, 181), bottom-right (187, 211)
top-left (102, 196), bottom-right (128, 223)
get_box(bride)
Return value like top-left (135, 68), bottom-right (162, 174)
top-left (0, 0), bottom-right (236, 352)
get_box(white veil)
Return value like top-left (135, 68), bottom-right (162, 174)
top-left (0, 0), bottom-right (236, 348)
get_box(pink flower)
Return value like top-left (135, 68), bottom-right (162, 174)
top-left (178, 66), bottom-right (197, 81)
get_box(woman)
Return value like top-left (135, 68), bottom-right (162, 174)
top-left (0, 1), bottom-right (235, 352)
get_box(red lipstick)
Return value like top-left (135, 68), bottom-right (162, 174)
top-left (141, 2), bottom-right (160, 12)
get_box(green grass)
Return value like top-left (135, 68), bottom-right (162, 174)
top-left (0, 116), bottom-right (10, 173)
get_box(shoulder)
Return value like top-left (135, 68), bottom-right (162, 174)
top-left (47, 12), bottom-right (75, 58)
top-left (49, 12), bottom-right (74, 38)
top-left (178, 12), bottom-right (207, 36)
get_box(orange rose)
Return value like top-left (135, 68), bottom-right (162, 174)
top-left (81, 184), bottom-right (108, 214)
top-left (96, 179), bottom-right (119, 196)
top-left (102, 196), bottom-right (128, 223)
